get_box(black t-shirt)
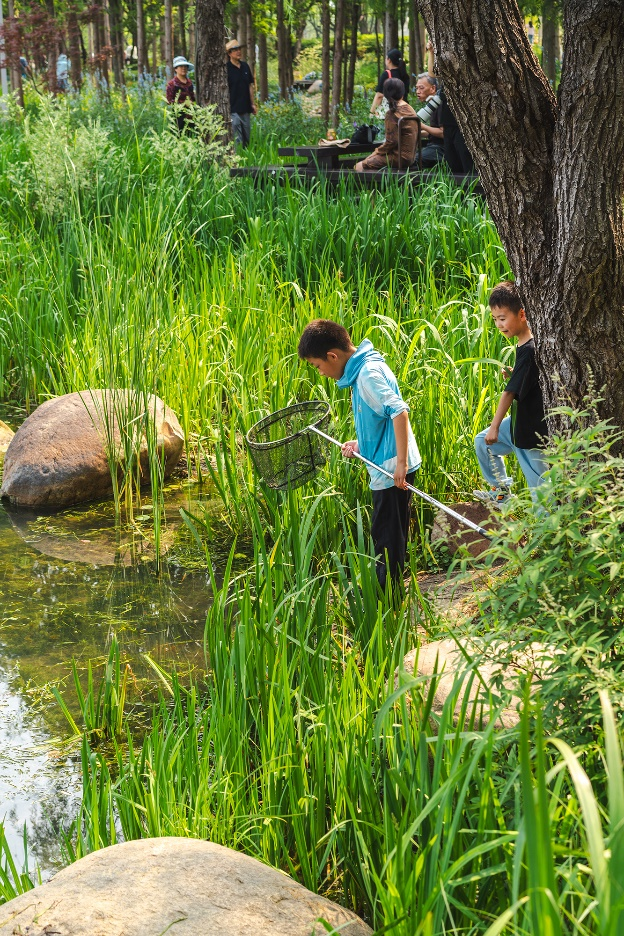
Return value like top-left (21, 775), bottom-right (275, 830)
top-left (504, 338), bottom-right (548, 448)
top-left (438, 88), bottom-right (458, 130)
top-left (228, 60), bottom-right (254, 114)
top-left (376, 67), bottom-right (408, 100)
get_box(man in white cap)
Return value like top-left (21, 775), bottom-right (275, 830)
top-left (226, 39), bottom-right (256, 147)
top-left (166, 56), bottom-right (195, 131)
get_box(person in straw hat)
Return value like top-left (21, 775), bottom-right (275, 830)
top-left (226, 38), bottom-right (257, 147)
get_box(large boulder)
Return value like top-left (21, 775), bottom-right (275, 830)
top-left (0, 390), bottom-right (184, 507)
top-left (0, 837), bottom-right (373, 936)
top-left (0, 419), bottom-right (14, 455)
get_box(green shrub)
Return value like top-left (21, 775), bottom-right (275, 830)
top-left (478, 404), bottom-right (624, 739)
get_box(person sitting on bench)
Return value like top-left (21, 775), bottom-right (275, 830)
top-left (355, 79), bottom-right (418, 172)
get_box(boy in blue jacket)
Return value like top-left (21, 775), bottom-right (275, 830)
top-left (298, 319), bottom-right (420, 590)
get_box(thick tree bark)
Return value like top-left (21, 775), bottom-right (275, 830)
top-left (385, 0), bottom-right (399, 51)
top-left (257, 30), bottom-right (268, 101)
top-left (5, 0), bottom-right (24, 106)
top-left (331, 0), bottom-right (345, 127)
top-left (237, 0), bottom-right (247, 54)
top-left (246, 9), bottom-right (255, 80)
top-left (195, 0), bottom-right (230, 133)
top-left (321, 0), bottom-right (330, 123)
top-left (417, 0), bottom-right (624, 433)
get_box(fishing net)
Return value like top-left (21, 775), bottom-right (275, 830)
top-left (246, 401), bottom-right (331, 491)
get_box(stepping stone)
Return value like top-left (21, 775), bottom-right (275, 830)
top-left (0, 837), bottom-right (373, 936)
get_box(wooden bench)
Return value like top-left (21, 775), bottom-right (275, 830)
top-left (229, 163), bottom-right (482, 193)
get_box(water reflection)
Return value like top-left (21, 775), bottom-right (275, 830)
top-left (0, 475), bottom-right (220, 876)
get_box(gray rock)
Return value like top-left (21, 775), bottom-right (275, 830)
top-left (0, 390), bottom-right (184, 507)
top-left (400, 639), bottom-right (521, 728)
top-left (0, 419), bottom-right (14, 455)
top-left (0, 837), bottom-right (373, 936)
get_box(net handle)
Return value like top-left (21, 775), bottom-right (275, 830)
top-left (308, 426), bottom-right (492, 541)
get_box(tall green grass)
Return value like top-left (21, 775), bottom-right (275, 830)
top-left (0, 94), bottom-right (511, 552)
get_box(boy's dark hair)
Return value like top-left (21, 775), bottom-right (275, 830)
top-left (298, 319), bottom-right (353, 359)
top-left (489, 280), bottom-right (523, 314)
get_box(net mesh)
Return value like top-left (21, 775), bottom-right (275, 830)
top-left (246, 401), bottom-right (331, 491)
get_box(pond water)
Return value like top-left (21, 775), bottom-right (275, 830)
top-left (0, 405), bottom-right (221, 877)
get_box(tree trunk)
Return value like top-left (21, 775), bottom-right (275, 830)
top-left (6, 0), bottom-right (24, 106)
top-left (374, 18), bottom-right (381, 77)
top-left (45, 0), bottom-right (57, 92)
top-left (346, 0), bottom-right (359, 107)
top-left (246, 10), bottom-right (255, 79)
top-left (164, 0), bottom-right (173, 76)
top-left (408, 1), bottom-right (423, 86)
top-left (136, 0), bottom-right (146, 78)
top-left (179, 0), bottom-right (188, 58)
top-left (276, 0), bottom-right (289, 99)
top-left (188, 9), bottom-right (195, 62)
top-left (416, 0), bottom-right (624, 434)
top-left (108, 0), bottom-right (125, 87)
top-left (67, 5), bottom-right (82, 90)
top-left (257, 30), bottom-right (268, 101)
top-left (321, 0), bottom-right (330, 123)
top-left (541, 0), bottom-right (557, 87)
top-left (385, 0), bottom-right (399, 50)
top-left (237, 0), bottom-right (247, 53)
top-left (331, 0), bottom-right (345, 127)
top-left (195, 0), bottom-right (230, 134)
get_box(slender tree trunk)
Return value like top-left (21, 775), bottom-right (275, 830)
top-left (246, 10), bottom-right (255, 82)
top-left (417, 0), bottom-right (624, 435)
top-left (178, 0), bottom-right (188, 58)
top-left (108, 0), bottom-right (125, 87)
top-left (237, 0), bottom-right (247, 52)
top-left (67, 5), bottom-right (82, 90)
top-left (136, 0), bottom-right (146, 78)
top-left (164, 0), bottom-right (173, 76)
top-left (374, 18), bottom-right (381, 77)
top-left (321, 0), bottom-right (330, 123)
top-left (195, 0), bottom-right (230, 135)
top-left (276, 0), bottom-right (289, 98)
top-left (257, 31), bottom-right (268, 101)
top-left (6, 0), bottom-right (24, 106)
top-left (542, 0), bottom-right (557, 87)
top-left (45, 0), bottom-right (57, 92)
top-left (386, 0), bottom-right (399, 50)
top-left (346, 0), bottom-right (359, 107)
top-left (408, 1), bottom-right (423, 87)
top-left (188, 9), bottom-right (195, 62)
top-left (331, 0), bottom-right (345, 127)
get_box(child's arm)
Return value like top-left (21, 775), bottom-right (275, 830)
top-left (392, 410), bottom-right (410, 489)
top-left (485, 391), bottom-right (514, 444)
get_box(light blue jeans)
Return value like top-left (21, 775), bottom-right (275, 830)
top-left (475, 416), bottom-right (548, 496)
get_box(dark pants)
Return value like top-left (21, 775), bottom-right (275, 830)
top-left (421, 143), bottom-right (445, 169)
top-left (371, 472), bottom-right (415, 591)
top-left (443, 125), bottom-right (474, 173)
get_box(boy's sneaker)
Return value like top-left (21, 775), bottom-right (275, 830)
top-left (473, 485), bottom-right (512, 509)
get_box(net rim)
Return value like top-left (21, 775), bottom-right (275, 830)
top-left (246, 401), bottom-right (331, 451)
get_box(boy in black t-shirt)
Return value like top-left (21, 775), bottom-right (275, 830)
top-left (473, 281), bottom-right (548, 507)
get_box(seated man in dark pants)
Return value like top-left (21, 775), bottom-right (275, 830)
top-left (414, 73), bottom-right (444, 168)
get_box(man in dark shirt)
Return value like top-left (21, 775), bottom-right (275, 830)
top-left (226, 39), bottom-right (257, 148)
top-left (473, 281), bottom-right (548, 507)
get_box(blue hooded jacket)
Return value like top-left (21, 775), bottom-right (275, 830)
top-left (337, 339), bottom-right (420, 489)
